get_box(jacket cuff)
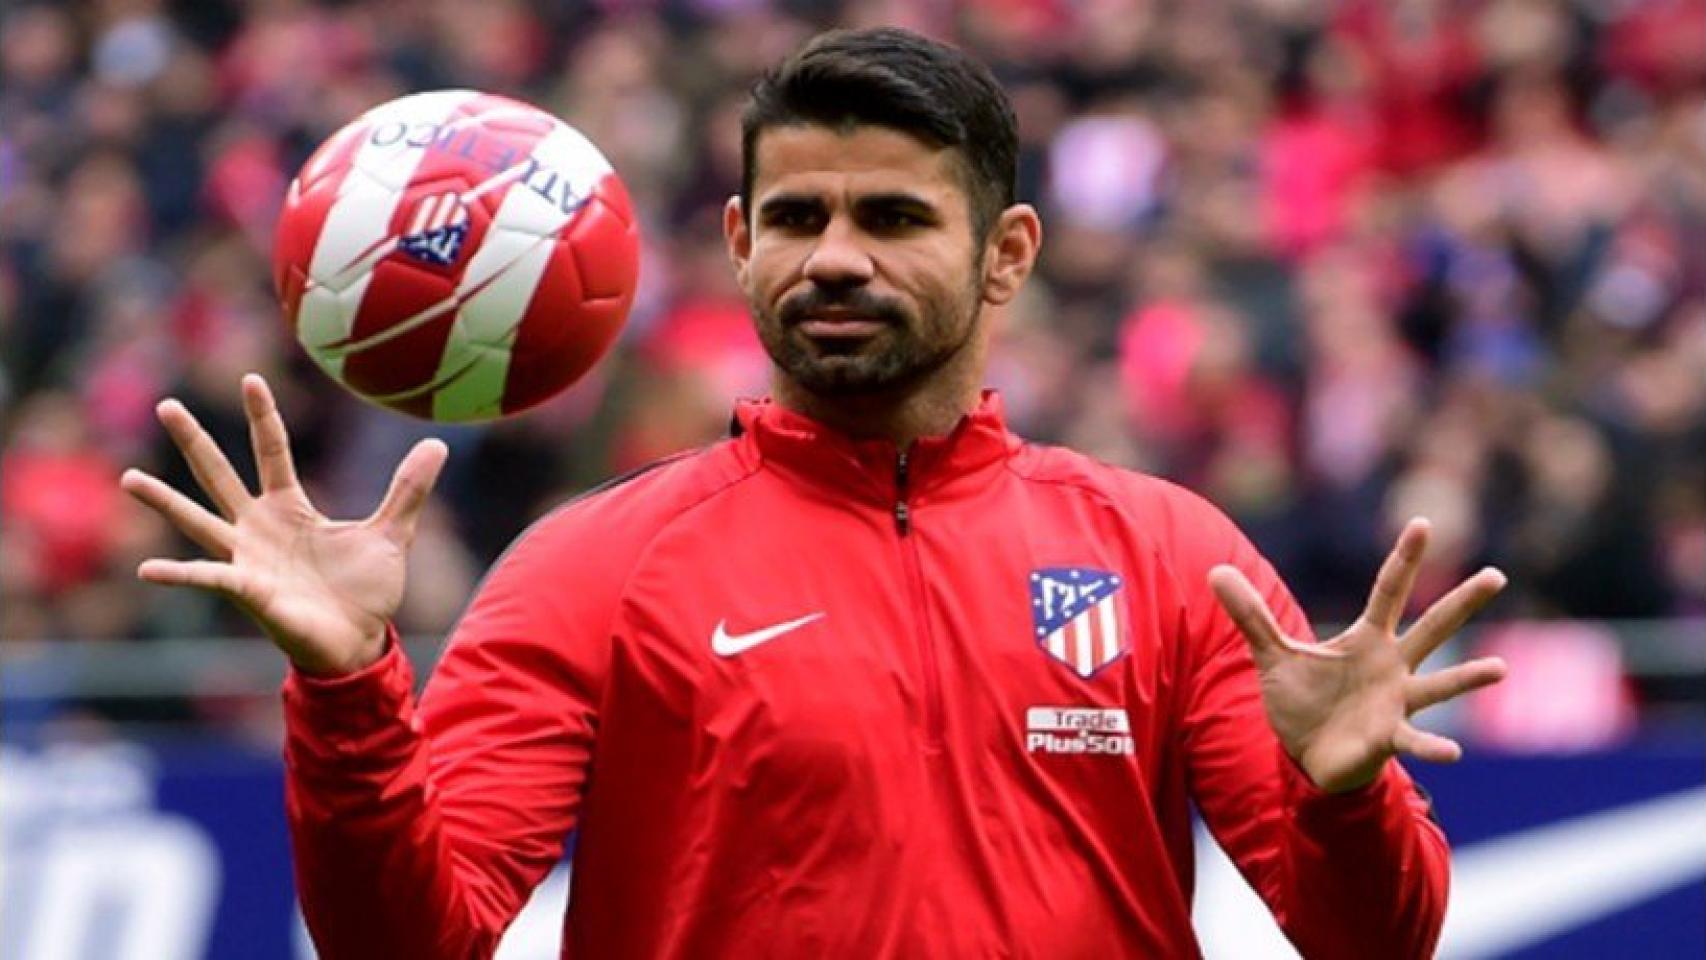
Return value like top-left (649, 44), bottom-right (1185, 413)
top-left (282, 624), bottom-right (417, 760)
top-left (1281, 743), bottom-right (1404, 836)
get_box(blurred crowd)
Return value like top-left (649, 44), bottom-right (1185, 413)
top-left (4, 0), bottom-right (1704, 678)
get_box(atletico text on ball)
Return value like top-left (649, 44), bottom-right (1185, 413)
top-left (364, 119), bottom-right (595, 218)
top-left (272, 90), bottom-right (640, 423)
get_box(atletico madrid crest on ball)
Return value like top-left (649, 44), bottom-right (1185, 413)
top-left (1030, 568), bottom-right (1128, 678)
top-left (272, 90), bottom-right (640, 423)
top-left (398, 192), bottom-right (471, 267)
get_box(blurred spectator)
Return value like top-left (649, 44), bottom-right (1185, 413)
top-left (1467, 621), bottom-right (1639, 751)
top-left (2, 392), bottom-right (122, 602)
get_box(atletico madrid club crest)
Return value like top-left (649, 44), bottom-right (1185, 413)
top-left (398, 191), bottom-right (471, 266)
top-left (1030, 567), bottom-right (1127, 678)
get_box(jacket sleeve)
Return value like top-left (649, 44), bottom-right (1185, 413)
top-left (282, 509), bottom-right (615, 959)
top-left (1163, 488), bottom-right (1450, 960)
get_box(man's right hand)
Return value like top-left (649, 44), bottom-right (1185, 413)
top-left (122, 373), bottom-right (449, 675)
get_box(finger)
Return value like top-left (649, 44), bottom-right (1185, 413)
top-left (242, 373), bottom-right (300, 493)
top-left (121, 468), bottom-right (235, 557)
top-left (369, 438), bottom-right (449, 544)
top-left (1406, 657), bottom-right (1508, 714)
top-left (137, 558), bottom-right (252, 598)
top-left (1361, 517), bottom-right (1430, 634)
top-left (1398, 567), bottom-right (1508, 669)
top-left (157, 398), bottom-right (250, 518)
top-left (1393, 722), bottom-right (1463, 764)
top-left (1208, 565), bottom-right (1291, 669)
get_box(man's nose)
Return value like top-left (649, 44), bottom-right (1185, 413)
top-left (802, 217), bottom-right (875, 287)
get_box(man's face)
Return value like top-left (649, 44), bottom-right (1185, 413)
top-left (727, 124), bottom-right (987, 397)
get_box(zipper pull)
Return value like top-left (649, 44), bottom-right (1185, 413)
top-left (894, 450), bottom-right (911, 535)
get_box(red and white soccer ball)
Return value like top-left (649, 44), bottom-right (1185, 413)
top-left (272, 90), bottom-right (639, 422)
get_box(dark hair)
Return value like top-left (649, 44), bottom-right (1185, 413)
top-left (740, 27), bottom-right (1018, 240)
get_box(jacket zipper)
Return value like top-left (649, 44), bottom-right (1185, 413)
top-left (895, 450), bottom-right (945, 749)
top-left (892, 452), bottom-right (911, 534)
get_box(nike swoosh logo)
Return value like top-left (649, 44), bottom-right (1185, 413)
top-left (711, 612), bottom-right (825, 657)
top-left (1192, 785), bottom-right (1706, 959)
top-left (1438, 785), bottom-right (1706, 958)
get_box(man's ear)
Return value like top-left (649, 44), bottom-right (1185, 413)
top-left (724, 195), bottom-right (752, 291)
top-left (982, 204), bottom-right (1041, 306)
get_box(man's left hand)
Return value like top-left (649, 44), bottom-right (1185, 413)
top-left (1208, 518), bottom-right (1509, 794)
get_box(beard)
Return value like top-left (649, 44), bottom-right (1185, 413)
top-left (753, 276), bottom-right (984, 398)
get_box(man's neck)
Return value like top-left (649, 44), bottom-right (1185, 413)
top-left (771, 374), bottom-right (981, 448)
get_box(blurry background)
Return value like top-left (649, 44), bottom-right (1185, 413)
top-left (2, 0), bottom-right (1703, 957)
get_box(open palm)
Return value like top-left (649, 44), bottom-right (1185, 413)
top-left (1210, 520), bottom-right (1509, 793)
top-left (122, 375), bottom-right (448, 675)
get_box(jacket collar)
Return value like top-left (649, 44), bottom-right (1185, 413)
top-left (731, 390), bottom-right (1020, 503)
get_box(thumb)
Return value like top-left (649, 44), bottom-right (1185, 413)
top-left (371, 438), bottom-right (449, 545)
top-left (1208, 564), bottom-right (1288, 672)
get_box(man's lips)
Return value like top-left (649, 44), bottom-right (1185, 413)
top-left (796, 317), bottom-right (889, 337)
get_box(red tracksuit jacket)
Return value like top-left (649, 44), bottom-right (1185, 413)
top-left (284, 393), bottom-right (1449, 958)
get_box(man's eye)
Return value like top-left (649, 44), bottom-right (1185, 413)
top-left (768, 208), bottom-right (821, 230)
top-left (870, 210), bottom-right (923, 230)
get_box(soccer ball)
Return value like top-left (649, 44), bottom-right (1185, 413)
top-left (272, 90), bottom-right (639, 422)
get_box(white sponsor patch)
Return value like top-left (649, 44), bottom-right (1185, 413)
top-left (1025, 706), bottom-right (1135, 756)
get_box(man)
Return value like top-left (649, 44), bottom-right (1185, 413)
top-left (122, 27), bottom-right (1508, 959)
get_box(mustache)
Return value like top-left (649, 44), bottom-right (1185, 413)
top-left (777, 286), bottom-right (909, 326)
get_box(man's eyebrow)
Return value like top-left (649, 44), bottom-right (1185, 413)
top-left (855, 192), bottom-right (940, 214)
top-left (756, 193), bottom-right (825, 216)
